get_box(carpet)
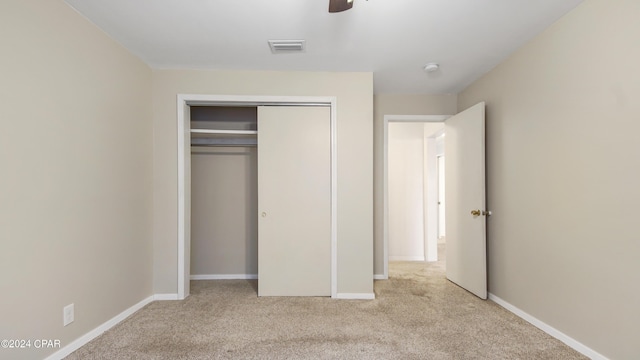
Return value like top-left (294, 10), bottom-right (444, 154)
top-left (66, 246), bottom-right (586, 359)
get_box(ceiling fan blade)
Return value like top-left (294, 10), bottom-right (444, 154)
top-left (329, 0), bottom-right (353, 13)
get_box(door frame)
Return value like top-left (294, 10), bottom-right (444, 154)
top-left (382, 114), bottom-right (449, 280)
top-left (436, 153), bottom-right (446, 240)
top-left (177, 94), bottom-right (338, 299)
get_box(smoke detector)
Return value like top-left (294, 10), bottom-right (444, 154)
top-left (423, 63), bottom-right (440, 73)
top-left (268, 40), bottom-right (306, 53)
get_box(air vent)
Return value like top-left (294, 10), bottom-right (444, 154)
top-left (268, 40), bottom-right (306, 54)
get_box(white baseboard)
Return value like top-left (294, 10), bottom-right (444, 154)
top-left (389, 256), bottom-right (425, 261)
top-left (190, 274), bottom-right (258, 280)
top-left (488, 293), bottom-right (608, 360)
top-left (153, 293), bottom-right (179, 301)
top-left (373, 274), bottom-right (387, 280)
top-left (336, 293), bottom-right (376, 300)
top-left (44, 295), bottom-right (154, 360)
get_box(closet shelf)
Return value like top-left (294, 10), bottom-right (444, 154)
top-left (191, 129), bottom-right (257, 135)
top-left (191, 138), bottom-right (257, 147)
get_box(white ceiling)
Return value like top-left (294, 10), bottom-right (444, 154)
top-left (65, 0), bottom-right (583, 94)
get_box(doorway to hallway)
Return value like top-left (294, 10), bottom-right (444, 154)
top-left (382, 115), bottom-right (448, 280)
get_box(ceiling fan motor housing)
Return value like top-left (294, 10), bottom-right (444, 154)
top-left (329, 0), bottom-right (354, 13)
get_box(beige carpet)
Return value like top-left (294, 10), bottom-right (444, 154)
top-left (66, 246), bottom-right (586, 359)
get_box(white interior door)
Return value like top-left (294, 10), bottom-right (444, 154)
top-left (257, 106), bottom-right (331, 296)
top-left (445, 102), bottom-right (487, 299)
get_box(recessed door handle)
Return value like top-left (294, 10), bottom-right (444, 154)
top-left (261, 212), bottom-right (267, 218)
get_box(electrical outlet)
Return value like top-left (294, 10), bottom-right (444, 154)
top-left (63, 304), bottom-right (74, 326)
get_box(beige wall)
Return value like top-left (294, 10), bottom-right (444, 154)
top-left (0, 1), bottom-right (153, 359)
top-left (373, 94), bottom-right (457, 275)
top-left (458, 0), bottom-right (639, 358)
top-left (152, 70), bottom-right (374, 295)
top-left (191, 147), bottom-right (258, 276)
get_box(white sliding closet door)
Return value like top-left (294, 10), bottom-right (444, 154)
top-left (257, 106), bottom-right (331, 296)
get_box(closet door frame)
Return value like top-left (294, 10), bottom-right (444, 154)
top-left (177, 94), bottom-right (337, 300)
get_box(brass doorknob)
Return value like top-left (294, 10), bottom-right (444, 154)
top-left (470, 209), bottom-right (481, 216)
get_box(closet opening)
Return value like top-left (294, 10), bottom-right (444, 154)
top-left (190, 106), bottom-right (259, 287)
top-left (177, 95), bottom-right (338, 300)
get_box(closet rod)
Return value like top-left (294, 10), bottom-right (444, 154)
top-left (192, 144), bottom-right (257, 148)
top-left (191, 129), bottom-right (257, 135)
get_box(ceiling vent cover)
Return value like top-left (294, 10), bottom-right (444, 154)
top-left (268, 40), bottom-right (306, 53)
